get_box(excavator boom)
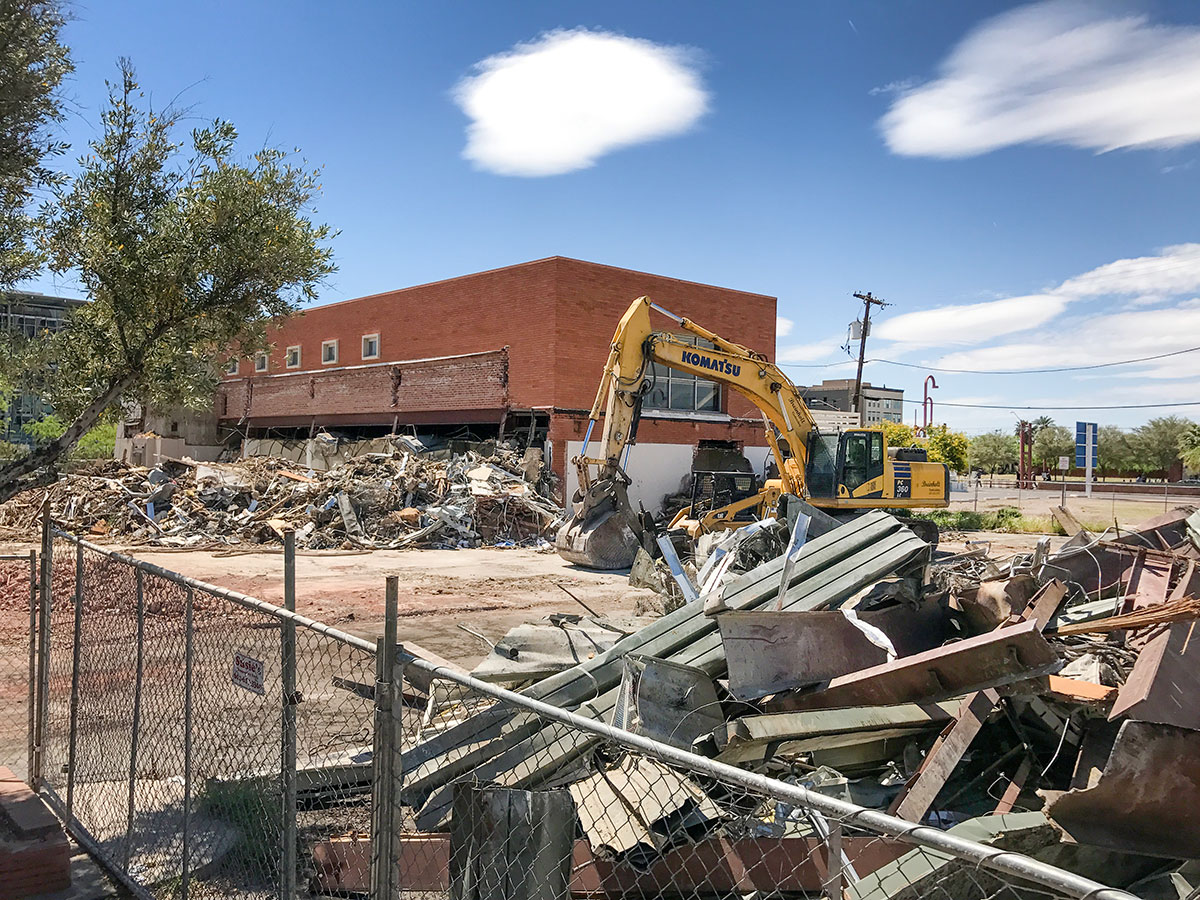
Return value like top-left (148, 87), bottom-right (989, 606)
top-left (556, 296), bottom-right (949, 569)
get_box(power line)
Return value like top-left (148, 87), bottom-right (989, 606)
top-left (779, 345), bottom-right (1200, 374)
top-left (863, 345), bottom-right (1200, 375)
top-left (901, 398), bottom-right (1200, 410)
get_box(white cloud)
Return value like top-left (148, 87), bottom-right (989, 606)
top-left (880, 1), bottom-right (1200, 158)
top-left (935, 300), bottom-right (1200, 373)
top-left (776, 316), bottom-right (794, 338)
top-left (1055, 243), bottom-right (1200, 299)
top-left (873, 294), bottom-right (1068, 348)
top-left (873, 244), bottom-right (1200, 354)
top-left (454, 29), bottom-right (709, 176)
top-left (778, 338), bottom-right (845, 364)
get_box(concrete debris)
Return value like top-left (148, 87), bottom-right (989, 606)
top-left (0, 443), bottom-right (563, 549)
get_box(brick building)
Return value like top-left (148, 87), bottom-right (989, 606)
top-left (216, 257), bottom-right (777, 510)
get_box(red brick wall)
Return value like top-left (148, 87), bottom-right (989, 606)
top-left (222, 257), bottom-right (776, 416)
top-left (552, 258), bottom-right (776, 418)
top-left (227, 259), bottom-right (557, 410)
top-left (216, 350), bottom-right (508, 426)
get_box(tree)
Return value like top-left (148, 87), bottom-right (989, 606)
top-left (1099, 425), bottom-right (1135, 479)
top-left (1014, 415), bottom-right (1055, 439)
top-left (1031, 424), bottom-right (1073, 473)
top-left (0, 0), bottom-right (72, 287)
top-left (969, 430), bottom-right (1017, 474)
top-left (1132, 416), bottom-right (1191, 476)
top-left (0, 62), bottom-right (335, 501)
top-left (926, 424), bottom-right (969, 473)
top-left (880, 419), bottom-right (919, 448)
top-left (1180, 422), bottom-right (1200, 473)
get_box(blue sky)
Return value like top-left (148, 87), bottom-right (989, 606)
top-left (28, 1), bottom-right (1200, 433)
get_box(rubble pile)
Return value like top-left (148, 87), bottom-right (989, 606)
top-left (0, 444), bottom-right (563, 550)
top-left (366, 503), bottom-right (1200, 897)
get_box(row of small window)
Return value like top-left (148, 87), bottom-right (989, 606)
top-left (226, 334), bottom-right (380, 375)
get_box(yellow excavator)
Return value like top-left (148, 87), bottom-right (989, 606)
top-left (555, 296), bottom-right (949, 569)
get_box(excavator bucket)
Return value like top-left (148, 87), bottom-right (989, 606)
top-left (555, 480), bottom-right (643, 569)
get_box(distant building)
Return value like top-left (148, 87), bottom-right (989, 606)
top-left (0, 291), bottom-right (85, 445)
top-left (797, 378), bottom-right (904, 426)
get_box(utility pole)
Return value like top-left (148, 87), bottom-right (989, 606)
top-left (851, 291), bottom-right (888, 424)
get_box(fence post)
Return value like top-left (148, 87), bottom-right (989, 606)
top-left (370, 575), bottom-right (399, 900)
top-left (65, 541), bottom-right (83, 818)
top-left (25, 548), bottom-right (36, 783)
top-left (182, 585), bottom-right (194, 900)
top-left (123, 569), bottom-right (146, 868)
top-left (33, 503), bottom-right (51, 790)
top-left (281, 530), bottom-right (298, 900)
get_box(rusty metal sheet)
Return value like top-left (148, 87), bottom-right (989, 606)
top-left (1047, 720), bottom-right (1200, 859)
top-left (313, 833), bottom-right (911, 896)
top-left (889, 690), bottom-right (1001, 822)
top-left (719, 598), bottom-right (952, 700)
top-left (1110, 620), bottom-right (1200, 729)
top-left (762, 619), bottom-right (1061, 713)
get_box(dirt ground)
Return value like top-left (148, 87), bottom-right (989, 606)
top-left (1, 543), bottom-right (641, 669)
top-left (0, 523), bottom-right (1073, 674)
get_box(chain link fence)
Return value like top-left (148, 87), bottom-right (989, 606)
top-left (37, 527), bottom-right (378, 899)
top-left (365, 648), bottom-right (1142, 900)
top-left (25, 521), bottom-right (1144, 900)
top-left (0, 550), bottom-right (35, 782)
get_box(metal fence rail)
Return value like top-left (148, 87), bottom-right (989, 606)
top-left (381, 647), bottom-right (1142, 900)
top-left (26, 524), bottom-right (1145, 900)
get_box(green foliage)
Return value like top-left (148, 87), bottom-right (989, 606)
top-left (0, 0), bottom-right (72, 288)
top-left (21, 415), bottom-right (116, 460)
top-left (1031, 424), bottom-right (1073, 468)
top-left (72, 421), bottom-right (117, 459)
top-left (21, 414), bottom-right (65, 443)
top-left (911, 505), bottom-right (1024, 532)
top-left (197, 778), bottom-right (281, 876)
top-left (1099, 425), bottom-right (1136, 475)
top-left (880, 419), bottom-right (920, 448)
top-left (1180, 422), bottom-right (1200, 472)
top-left (1132, 416), bottom-right (1190, 474)
top-left (877, 421), bottom-right (969, 472)
top-left (4, 60), bottom-right (335, 479)
top-left (969, 430), bottom-right (1017, 473)
top-left (925, 424), bottom-right (970, 473)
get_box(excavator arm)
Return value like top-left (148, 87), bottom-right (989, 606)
top-left (557, 296), bottom-right (818, 568)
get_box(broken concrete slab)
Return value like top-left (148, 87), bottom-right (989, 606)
top-left (1046, 720), bottom-right (1200, 859)
top-left (761, 619), bottom-right (1062, 713)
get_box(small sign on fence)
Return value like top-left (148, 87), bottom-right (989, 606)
top-left (232, 650), bottom-right (265, 695)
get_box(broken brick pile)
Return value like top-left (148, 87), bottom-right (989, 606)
top-left (0, 441), bottom-right (564, 550)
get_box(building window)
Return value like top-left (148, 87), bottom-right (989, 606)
top-left (362, 333), bottom-right (380, 360)
top-left (286, 345), bottom-right (301, 369)
top-left (224, 358), bottom-right (238, 376)
top-left (254, 352), bottom-right (269, 373)
top-left (644, 336), bottom-right (721, 413)
top-left (321, 340), bottom-right (338, 365)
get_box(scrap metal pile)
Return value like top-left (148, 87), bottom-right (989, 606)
top-left (355, 504), bottom-right (1200, 897)
top-left (0, 442), bottom-right (563, 549)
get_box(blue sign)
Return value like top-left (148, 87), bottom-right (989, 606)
top-left (1075, 421), bottom-right (1098, 468)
